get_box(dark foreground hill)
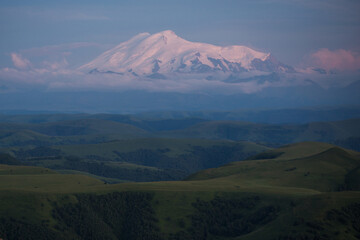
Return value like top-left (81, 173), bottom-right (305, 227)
top-left (0, 141), bottom-right (359, 240)
top-left (3, 138), bottom-right (269, 182)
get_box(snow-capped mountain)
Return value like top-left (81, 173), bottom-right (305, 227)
top-left (80, 30), bottom-right (294, 77)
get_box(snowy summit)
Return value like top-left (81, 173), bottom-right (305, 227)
top-left (80, 30), bottom-right (293, 77)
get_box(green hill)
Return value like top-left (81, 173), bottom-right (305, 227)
top-left (295, 118), bottom-right (360, 142)
top-left (162, 119), bottom-right (360, 150)
top-left (0, 129), bottom-right (62, 147)
top-left (7, 138), bottom-right (269, 182)
top-left (0, 153), bottom-right (21, 165)
top-left (0, 119), bottom-right (151, 147)
top-left (188, 142), bottom-right (360, 192)
top-left (2, 116), bottom-right (357, 148)
top-left (31, 119), bottom-right (150, 137)
top-left (0, 142), bottom-right (359, 239)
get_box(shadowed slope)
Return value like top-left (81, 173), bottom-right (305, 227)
top-left (187, 142), bottom-right (360, 192)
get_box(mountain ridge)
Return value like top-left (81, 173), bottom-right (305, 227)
top-left (80, 30), bottom-right (294, 77)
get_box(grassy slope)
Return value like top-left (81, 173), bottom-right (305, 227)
top-left (0, 142), bottom-right (359, 239)
top-left (0, 119), bottom-right (151, 148)
top-left (0, 129), bottom-right (59, 147)
top-left (295, 118), bottom-right (360, 143)
top-left (161, 119), bottom-right (360, 148)
top-left (1, 138), bottom-right (269, 182)
top-left (2, 117), bottom-right (360, 148)
top-left (43, 139), bottom-right (268, 181)
top-left (31, 119), bottom-right (149, 136)
top-left (55, 138), bottom-right (266, 159)
top-left (188, 142), bottom-right (360, 191)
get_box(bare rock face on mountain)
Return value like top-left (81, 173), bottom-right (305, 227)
top-left (80, 30), bottom-right (294, 78)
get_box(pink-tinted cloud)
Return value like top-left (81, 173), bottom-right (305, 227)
top-left (309, 48), bottom-right (360, 71)
top-left (10, 53), bottom-right (32, 69)
top-left (0, 65), bottom-right (279, 94)
top-left (42, 58), bottom-right (69, 70)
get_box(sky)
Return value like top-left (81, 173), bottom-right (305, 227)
top-left (1, 0), bottom-right (359, 67)
top-left (0, 0), bottom-right (359, 112)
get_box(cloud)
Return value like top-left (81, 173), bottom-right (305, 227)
top-left (0, 65), bottom-right (281, 94)
top-left (10, 53), bottom-right (32, 70)
top-left (43, 58), bottom-right (69, 70)
top-left (1, 64), bottom-right (359, 95)
top-left (2, 47), bottom-right (359, 94)
top-left (10, 51), bottom-right (70, 72)
top-left (307, 49), bottom-right (360, 72)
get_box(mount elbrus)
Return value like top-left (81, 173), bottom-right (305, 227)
top-left (80, 30), bottom-right (294, 79)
